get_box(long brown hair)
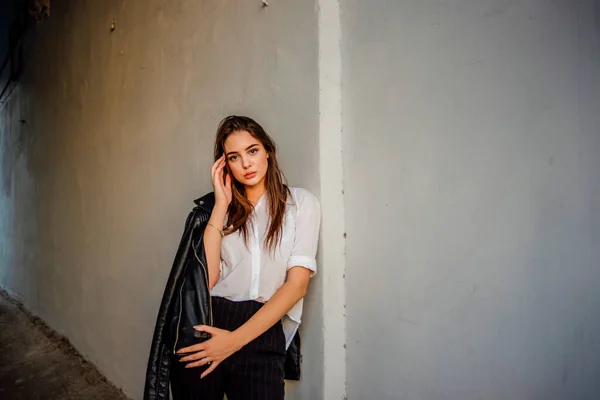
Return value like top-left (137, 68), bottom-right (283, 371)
top-left (214, 115), bottom-right (290, 252)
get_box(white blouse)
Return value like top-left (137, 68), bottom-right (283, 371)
top-left (210, 187), bottom-right (321, 348)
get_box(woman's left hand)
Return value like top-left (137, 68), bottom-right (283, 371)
top-left (177, 326), bottom-right (243, 378)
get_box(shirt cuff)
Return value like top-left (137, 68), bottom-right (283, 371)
top-left (287, 255), bottom-right (317, 277)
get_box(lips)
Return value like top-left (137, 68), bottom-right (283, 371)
top-left (244, 172), bottom-right (257, 179)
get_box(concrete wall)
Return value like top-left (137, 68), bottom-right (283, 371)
top-left (342, 0), bottom-right (600, 399)
top-left (0, 1), bottom-right (321, 399)
top-left (4, 0), bottom-right (600, 399)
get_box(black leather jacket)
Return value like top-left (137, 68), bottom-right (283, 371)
top-left (143, 192), bottom-right (301, 400)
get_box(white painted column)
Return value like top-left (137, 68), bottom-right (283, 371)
top-left (318, 0), bottom-right (347, 399)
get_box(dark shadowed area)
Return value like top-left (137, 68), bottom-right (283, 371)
top-left (0, 290), bottom-right (130, 400)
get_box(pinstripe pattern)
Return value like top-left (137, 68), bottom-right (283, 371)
top-left (170, 297), bottom-right (286, 400)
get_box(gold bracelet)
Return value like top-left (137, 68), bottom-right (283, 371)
top-left (207, 222), bottom-right (224, 237)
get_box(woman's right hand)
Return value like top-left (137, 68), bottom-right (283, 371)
top-left (211, 154), bottom-right (232, 207)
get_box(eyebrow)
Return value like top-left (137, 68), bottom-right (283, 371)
top-left (226, 144), bottom-right (259, 157)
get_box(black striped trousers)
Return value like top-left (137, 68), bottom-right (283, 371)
top-left (170, 296), bottom-right (286, 400)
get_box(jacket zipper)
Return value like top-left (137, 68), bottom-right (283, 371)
top-left (173, 276), bottom-right (187, 353)
top-left (173, 242), bottom-right (214, 353)
top-left (193, 245), bottom-right (214, 326)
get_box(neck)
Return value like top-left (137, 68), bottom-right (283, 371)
top-left (245, 183), bottom-right (266, 204)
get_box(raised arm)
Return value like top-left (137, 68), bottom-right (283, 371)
top-left (203, 154), bottom-right (232, 289)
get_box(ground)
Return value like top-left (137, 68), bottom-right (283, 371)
top-left (0, 290), bottom-right (130, 400)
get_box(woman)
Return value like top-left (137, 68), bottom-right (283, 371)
top-left (171, 115), bottom-right (321, 399)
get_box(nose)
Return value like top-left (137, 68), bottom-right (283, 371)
top-left (242, 155), bottom-right (252, 169)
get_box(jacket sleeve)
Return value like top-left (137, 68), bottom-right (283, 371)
top-left (143, 210), bottom-right (196, 400)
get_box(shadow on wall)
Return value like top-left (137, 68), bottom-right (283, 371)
top-left (0, 1), bottom-right (26, 105)
top-left (596, 1), bottom-right (600, 35)
top-left (0, 0), bottom-right (50, 104)
top-left (0, 2), bottom-right (44, 317)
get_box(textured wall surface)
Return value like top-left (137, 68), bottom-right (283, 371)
top-left (342, 0), bottom-right (600, 399)
top-left (0, 1), bottom-right (321, 398)
top-left (4, 0), bottom-right (600, 399)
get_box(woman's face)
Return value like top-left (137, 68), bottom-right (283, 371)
top-left (223, 130), bottom-right (269, 189)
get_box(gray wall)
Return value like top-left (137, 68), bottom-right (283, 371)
top-left (0, 1), bottom-right (321, 398)
top-left (342, 0), bottom-right (600, 399)
top-left (3, 1), bottom-right (600, 399)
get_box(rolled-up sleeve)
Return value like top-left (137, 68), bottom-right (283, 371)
top-left (287, 189), bottom-right (321, 276)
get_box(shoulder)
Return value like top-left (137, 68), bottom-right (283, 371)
top-left (288, 187), bottom-right (320, 210)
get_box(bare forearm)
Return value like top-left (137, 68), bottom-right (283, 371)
top-left (233, 280), bottom-right (307, 347)
top-left (203, 204), bottom-right (227, 289)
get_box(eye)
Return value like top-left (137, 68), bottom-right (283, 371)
top-left (228, 155), bottom-right (238, 161)
top-left (249, 148), bottom-right (259, 155)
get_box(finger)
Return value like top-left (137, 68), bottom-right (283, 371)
top-left (185, 356), bottom-right (212, 369)
top-left (179, 350), bottom-right (207, 362)
top-left (211, 157), bottom-right (222, 176)
top-left (194, 326), bottom-right (219, 337)
top-left (211, 164), bottom-right (219, 183)
top-left (213, 158), bottom-right (225, 175)
top-left (225, 173), bottom-right (232, 190)
top-left (201, 360), bottom-right (220, 379)
top-left (215, 160), bottom-right (226, 178)
top-left (214, 172), bottom-right (226, 192)
top-left (216, 165), bottom-right (225, 180)
top-left (176, 343), bottom-right (205, 355)
top-left (193, 325), bottom-right (221, 335)
top-left (211, 156), bottom-right (226, 177)
top-left (212, 163), bottom-right (225, 186)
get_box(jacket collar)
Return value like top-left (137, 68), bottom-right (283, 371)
top-left (194, 192), bottom-right (216, 213)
